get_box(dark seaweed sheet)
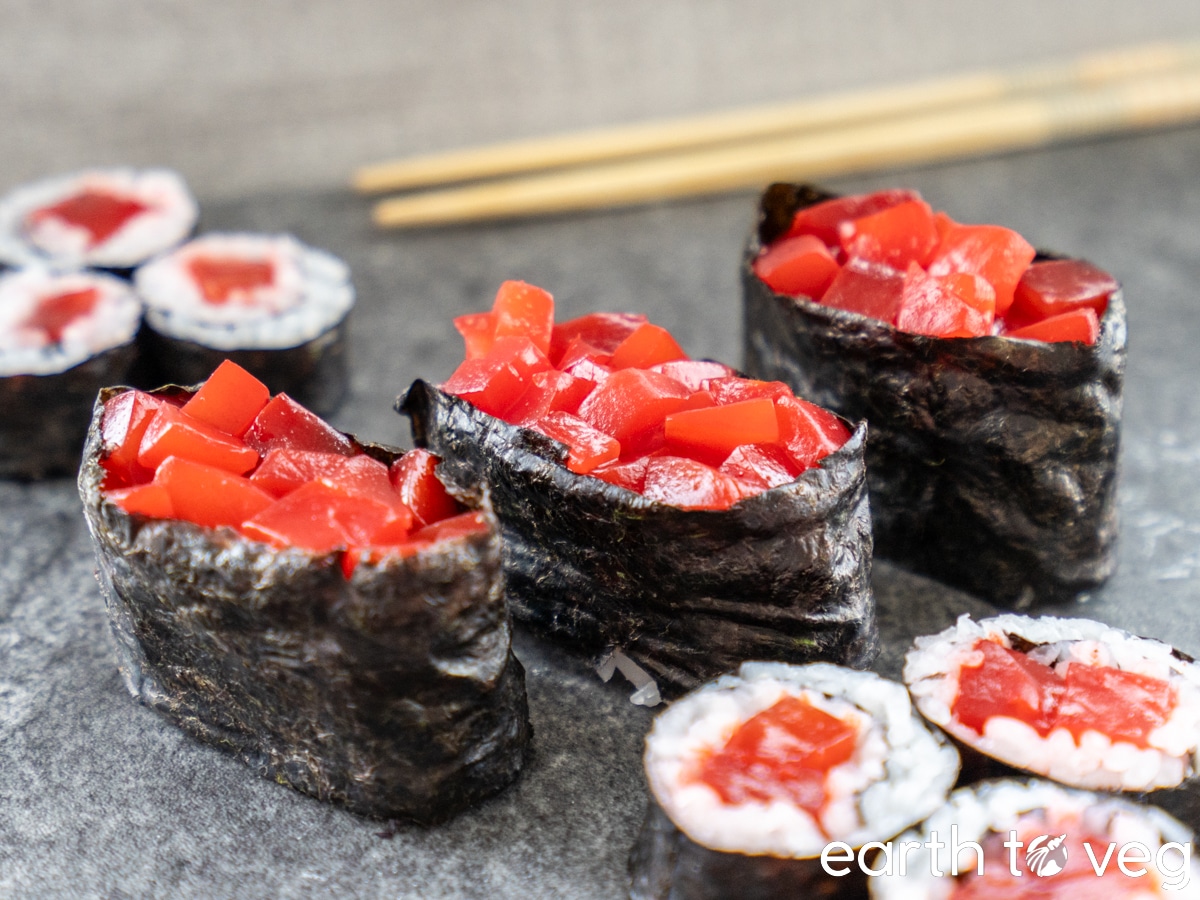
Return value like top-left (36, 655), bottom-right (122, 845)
top-left (743, 183), bottom-right (1126, 608)
top-left (78, 386), bottom-right (531, 822)
top-left (138, 316), bottom-right (349, 415)
top-left (398, 379), bottom-right (877, 699)
top-left (0, 341), bottom-right (137, 480)
top-left (629, 798), bottom-right (868, 900)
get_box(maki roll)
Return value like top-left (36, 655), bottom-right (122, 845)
top-left (134, 233), bottom-right (354, 414)
top-left (630, 662), bottom-right (960, 899)
top-left (904, 615), bottom-right (1200, 798)
top-left (743, 184), bottom-right (1124, 607)
top-left (79, 360), bottom-right (531, 822)
top-left (869, 780), bottom-right (1199, 897)
top-left (1, 267), bottom-right (141, 478)
top-left (399, 280), bottom-right (876, 699)
top-left (0, 168), bottom-right (197, 273)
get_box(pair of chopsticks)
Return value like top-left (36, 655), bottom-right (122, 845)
top-left (354, 41), bottom-right (1200, 229)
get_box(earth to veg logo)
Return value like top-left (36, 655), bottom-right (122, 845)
top-left (1026, 833), bottom-right (1069, 876)
top-left (819, 826), bottom-right (1193, 889)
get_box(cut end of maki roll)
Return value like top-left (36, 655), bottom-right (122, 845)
top-left (79, 361), bottom-right (531, 822)
top-left (905, 615), bottom-right (1200, 793)
top-left (400, 280), bottom-right (877, 697)
top-left (0, 268), bottom-right (141, 478)
top-left (0, 168), bottom-right (197, 271)
top-left (632, 663), bottom-right (959, 898)
top-left (869, 780), bottom-right (1200, 898)
top-left (135, 233), bottom-right (353, 413)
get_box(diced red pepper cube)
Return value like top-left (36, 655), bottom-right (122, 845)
top-left (389, 448), bottom-right (462, 527)
top-left (156, 456), bottom-right (274, 529)
top-left (101, 390), bottom-right (172, 487)
top-left (706, 377), bottom-right (791, 406)
top-left (590, 456), bottom-right (649, 492)
top-left (608, 323), bottom-right (688, 370)
top-left (550, 312), bottom-right (647, 363)
top-left (180, 360), bottom-right (271, 437)
top-left (492, 280), bottom-right (555, 356)
top-left (454, 311), bottom-right (496, 360)
top-left (776, 396), bottom-right (850, 470)
top-left (648, 360), bottom-right (735, 392)
top-left (753, 234), bottom-right (840, 299)
top-left (107, 482), bottom-right (175, 519)
top-left (534, 411), bottom-right (621, 474)
top-left (839, 198), bottom-right (939, 271)
top-left (1010, 259), bottom-right (1117, 322)
top-left (1005, 308), bottom-right (1099, 344)
top-left (137, 406), bottom-right (259, 475)
top-left (895, 264), bottom-right (994, 338)
top-left (664, 398), bottom-right (780, 466)
top-left (249, 448), bottom-right (351, 497)
top-left (507, 369), bottom-right (595, 425)
top-left (820, 260), bottom-right (905, 324)
top-left (642, 456), bottom-right (747, 510)
top-left (785, 190), bottom-right (920, 246)
top-left (443, 336), bottom-right (551, 419)
top-left (718, 443), bottom-right (800, 489)
top-left (927, 223), bottom-right (1035, 316)
top-left (243, 393), bottom-right (356, 456)
top-left (577, 368), bottom-right (691, 447)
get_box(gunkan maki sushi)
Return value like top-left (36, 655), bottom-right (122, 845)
top-left (0, 168), bottom-right (197, 273)
top-left (400, 280), bottom-right (876, 699)
top-left (80, 360), bottom-right (531, 821)
top-left (1, 267), bottom-right (141, 478)
top-left (743, 183), bottom-right (1124, 607)
top-left (630, 662), bottom-right (960, 899)
top-left (134, 233), bottom-right (354, 414)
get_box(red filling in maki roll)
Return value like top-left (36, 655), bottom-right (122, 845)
top-left (441, 281), bottom-right (851, 510)
top-left (753, 189), bottom-right (1117, 345)
top-left (99, 360), bottom-right (482, 574)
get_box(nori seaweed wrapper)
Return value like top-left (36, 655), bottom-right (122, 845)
top-left (629, 797), bottom-right (867, 900)
top-left (1, 341), bottom-right (137, 479)
top-left (398, 379), bottom-right (877, 699)
top-left (137, 317), bottom-right (348, 416)
top-left (78, 386), bottom-right (531, 822)
top-left (743, 183), bottom-right (1126, 608)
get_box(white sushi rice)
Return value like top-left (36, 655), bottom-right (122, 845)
top-left (905, 615), bottom-right (1200, 792)
top-left (0, 168), bottom-right (197, 270)
top-left (135, 233), bottom-right (354, 351)
top-left (643, 662), bottom-right (960, 858)
top-left (0, 268), bottom-right (141, 376)
top-left (870, 779), bottom-right (1200, 898)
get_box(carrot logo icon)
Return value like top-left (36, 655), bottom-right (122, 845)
top-left (1026, 834), bottom-right (1069, 877)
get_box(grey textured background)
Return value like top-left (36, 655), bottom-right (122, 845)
top-left (4, 3), bottom-right (1200, 898)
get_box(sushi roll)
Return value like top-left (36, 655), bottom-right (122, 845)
top-left (904, 615), bottom-right (1200, 802)
top-left (399, 281), bottom-right (876, 700)
top-left (79, 361), bottom-right (531, 822)
top-left (0, 168), bottom-right (197, 273)
top-left (134, 233), bottom-right (353, 414)
top-left (630, 662), bottom-right (960, 899)
top-left (0, 267), bottom-right (141, 478)
top-left (869, 779), bottom-right (1199, 897)
top-left (743, 183), bottom-right (1125, 607)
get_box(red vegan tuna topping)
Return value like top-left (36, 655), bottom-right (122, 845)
top-left (952, 638), bottom-right (1176, 749)
top-left (99, 360), bottom-right (481, 572)
top-left (442, 281), bottom-right (851, 510)
top-left (754, 189), bottom-right (1116, 345)
top-left (26, 189), bottom-right (150, 248)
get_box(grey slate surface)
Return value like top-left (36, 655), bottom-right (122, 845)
top-left (2, 125), bottom-right (1200, 897)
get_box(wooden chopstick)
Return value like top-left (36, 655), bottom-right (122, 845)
top-left (369, 63), bottom-right (1200, 229)
top-left (355, 41), bottom-right (1200, 196)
